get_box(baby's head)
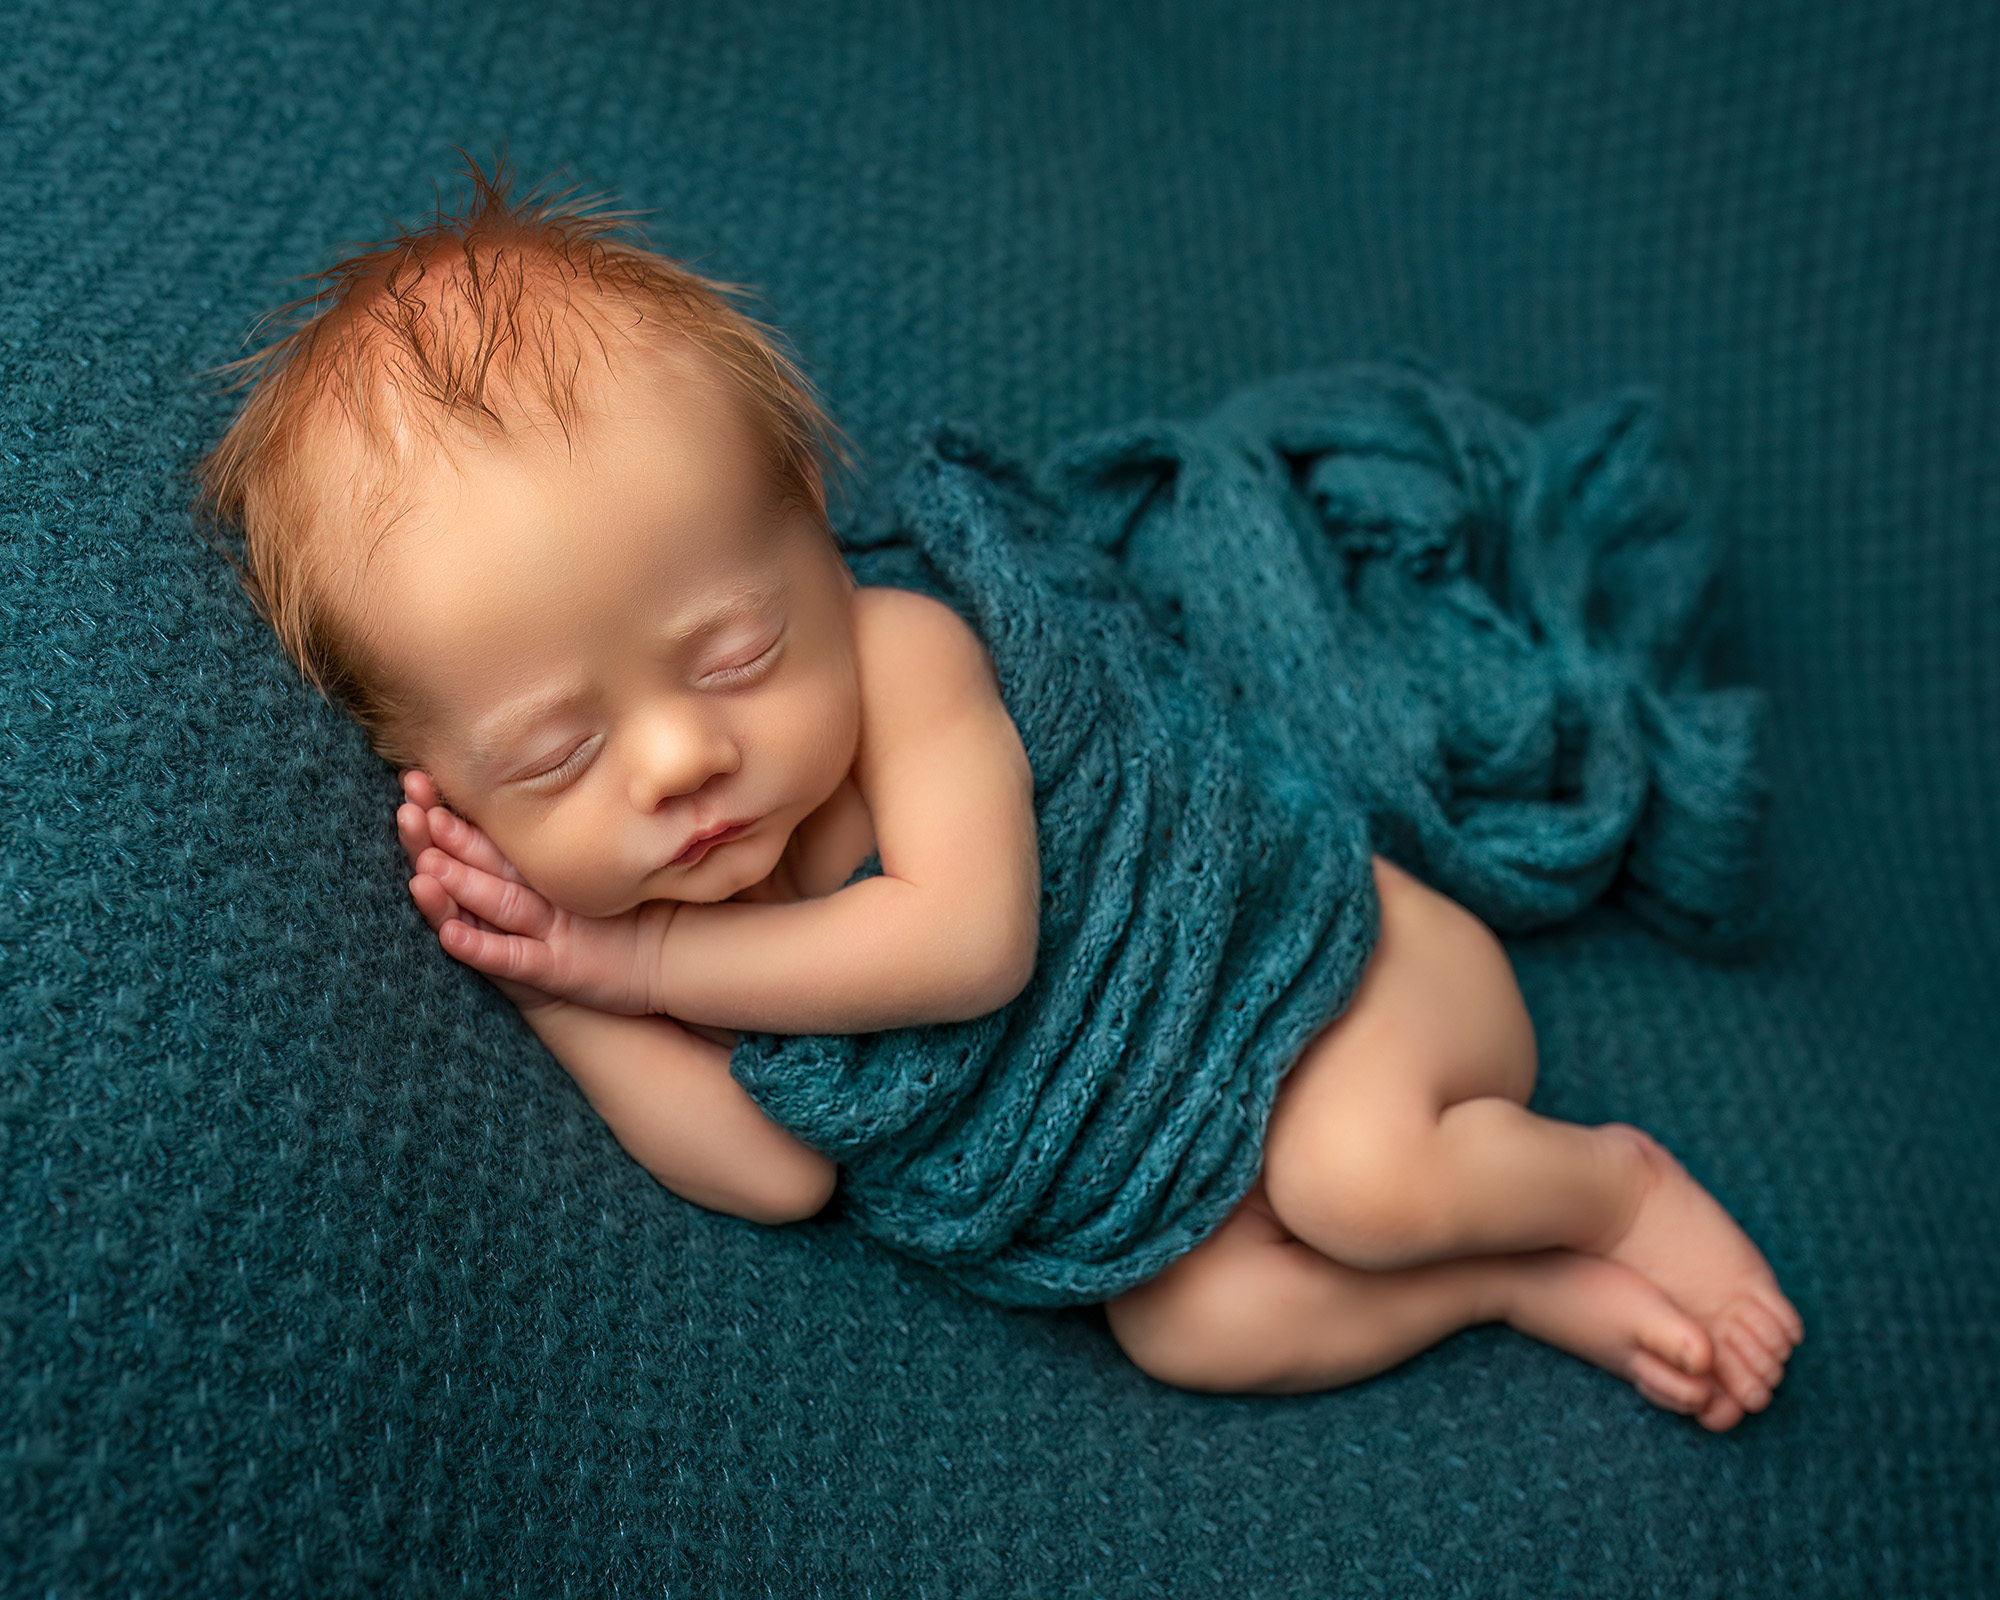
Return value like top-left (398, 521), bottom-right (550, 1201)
top-left (200, 169), bottom-right (858, 913)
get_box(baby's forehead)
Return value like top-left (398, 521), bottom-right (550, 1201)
top-left (295, 319), bottom-right (745, 558)
top-left (326, 357), bottom-right (791, 643)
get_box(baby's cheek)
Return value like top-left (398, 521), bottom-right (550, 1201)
top-left (541, 852), bottom-right (642, 920)
top-left (798, 672), bottom-right (861, 784)
top-left (489, 818), bottom-right (631, 920)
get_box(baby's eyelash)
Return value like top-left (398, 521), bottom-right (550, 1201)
top-left (701, 633), bottom-right (783, 687)
top-left (526, 737), bottom-right (597, 789)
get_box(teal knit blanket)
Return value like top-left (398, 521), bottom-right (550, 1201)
top-left (731, 363), bottom-right (1766, 1306)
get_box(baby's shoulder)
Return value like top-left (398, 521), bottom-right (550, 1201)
top-left (851, 585), bottom-right (992, 683)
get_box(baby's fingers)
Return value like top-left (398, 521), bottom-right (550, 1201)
top-left (436, 919), bottom-right (556, 991)
top-left (408, 870), bottom-right (461, 934)
top-left (397, 801), bottom-right (438, 870)
top-left (424, 806), bottom-right (526, 882)
top-left (415, 846), bottom-right (554, 936)
top-left (408, 871), bottom-right (510, 936)
top-left (400, 769), bottom-right (444, 810)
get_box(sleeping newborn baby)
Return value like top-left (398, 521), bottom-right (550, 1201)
top-left (200, 173), bottom-right (1801, 1430)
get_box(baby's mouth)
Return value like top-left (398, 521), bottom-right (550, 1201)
top-left (669, 818), bottom-right (756, 869)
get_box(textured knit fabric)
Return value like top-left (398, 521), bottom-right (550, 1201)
top-left (1045, 364), bottom-right (1769, 949)
top-left (736, 366), bottom-right (1759, 1307)
top-left (5, 2), bottom-right (1997, 1596)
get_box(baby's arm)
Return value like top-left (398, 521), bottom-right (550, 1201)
top-left (415, 588), bottom-right (1040, 1035)
top-left (656, 587), bottom-right (1039, 1031)
top-left (398, 784), bottom-right (835, 1224)
top-left (520, 1002), bottom-right (835, 1224)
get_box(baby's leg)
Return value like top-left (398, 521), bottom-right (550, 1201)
top-left (1105, 1181), bottom-right (1715, 1415)
top-left (1260, 857), bottom-right (1802, 1427)
top-left (1261, 857), bottom-right (1649, 1268)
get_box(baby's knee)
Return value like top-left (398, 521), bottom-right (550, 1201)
top-left (1264, 1116), bottom-right (1454, 1272)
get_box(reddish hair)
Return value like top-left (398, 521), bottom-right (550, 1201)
top-left (197, 161), bottom-right (844, 761)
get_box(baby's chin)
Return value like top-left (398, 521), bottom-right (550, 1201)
top-left (650, 879), bottom-right (749, 906)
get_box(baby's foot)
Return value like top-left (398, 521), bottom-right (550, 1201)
top-left (1596, 1125), bottom-right (1805, 1432)
top-left (1501, 1249), bottom-right (1717, 1416)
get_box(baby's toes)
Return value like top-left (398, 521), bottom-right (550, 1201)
top-left (1629, 1349), bottom-right (1711, 1415)
top-left (1710, 1312), bottom-right (1778, 1413)
top-left (1765, 1285), bottom-right (1805, 1345)
top-left (1722, 1319), bottom-right (1785, 1391)
top-left (1739, 1295), bottom-right (1801, 1364)
top-left (1697, 1387), bottom-right (1748, 1433)
top-left (1637, 1306), bottom-right (1712, 1378)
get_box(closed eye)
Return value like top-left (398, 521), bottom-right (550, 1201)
top-left (699, 629), bottom-right (784, 689)
top-left (520, 734), bottom-right (600, 791)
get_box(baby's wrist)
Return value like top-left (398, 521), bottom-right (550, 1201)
top-left (509, 988), bottom-right (576, 1026)
top-left (644, 899), bottom-right (691, 1014)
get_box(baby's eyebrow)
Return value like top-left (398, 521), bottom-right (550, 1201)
top-left (666, 583), bottom-right (785, 646)
top-left (465, 682), bottom-right (592, 770)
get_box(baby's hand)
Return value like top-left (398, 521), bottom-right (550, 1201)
top-left (396, 770), bottom-right (676, 1017)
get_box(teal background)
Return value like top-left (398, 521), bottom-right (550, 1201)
top-left (3, 1), bottom-right (1995, 1593)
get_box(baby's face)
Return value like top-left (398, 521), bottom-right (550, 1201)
top-left (357, 345), bottom-right (859, 916)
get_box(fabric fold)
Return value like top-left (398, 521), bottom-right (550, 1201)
top-left (731, 362), bottom-right (1766, 1307)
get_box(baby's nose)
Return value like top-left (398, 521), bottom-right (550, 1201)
top-left (628, 713), bottom-right (741, 809)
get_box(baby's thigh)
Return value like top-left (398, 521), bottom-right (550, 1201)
top-left (1265, 857), bottom-right (1537, 1162)
top-left (1103, 1182), bottom-right (1298, 1391)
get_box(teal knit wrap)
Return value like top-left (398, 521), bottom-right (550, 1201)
top-left (730, 364), bottom-right (1765, 1307)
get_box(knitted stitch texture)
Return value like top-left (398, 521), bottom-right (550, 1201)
top-left (737, 366), bottom-right (1761, 1306)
